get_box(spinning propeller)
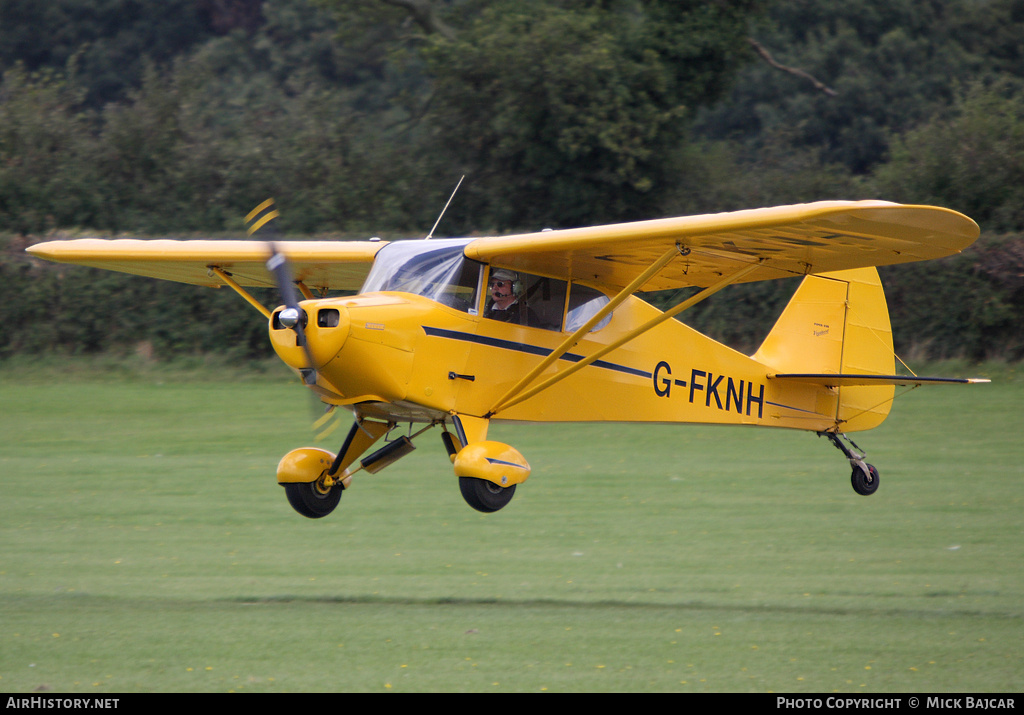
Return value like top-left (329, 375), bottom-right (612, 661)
top-left (267, 244), bottom-right (318, 387)
top-left (246, 199), bottom-right (318, 387)
top-left (247, 200), bottom-right (345, 441)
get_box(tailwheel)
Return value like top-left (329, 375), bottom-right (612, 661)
top-left (284, 480), bottom-right (342, 519)
top-left (819, 431), bottom-right (881, 496)
top-left (459, 477), bottom-right (516, 513)
top-left (851, 463), bottom-right (880, 496)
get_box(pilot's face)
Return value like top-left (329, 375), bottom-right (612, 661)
top-left (489, 278), bottom-right (513, 299)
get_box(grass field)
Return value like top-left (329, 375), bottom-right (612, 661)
top-left (1, 358), bottom-right (1021, 693)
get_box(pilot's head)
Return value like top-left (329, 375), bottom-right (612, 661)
top-left (489, 269), bottom-right (521, 308)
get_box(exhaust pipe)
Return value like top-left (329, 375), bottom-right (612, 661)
top-left (360, 436), bottom-right (416, 474)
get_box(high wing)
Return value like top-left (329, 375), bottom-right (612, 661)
top-left (26, 201), bottom-right (979, 295)
top-left (25, 238), bottom-right (387, 293)
top-left (463, 201), bottom-right (980, 292)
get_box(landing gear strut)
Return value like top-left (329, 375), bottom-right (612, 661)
top-left (819, 431), bottom-right (880, 496)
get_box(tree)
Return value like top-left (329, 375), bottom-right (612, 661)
top-left (694, 0), bottom-right (1005, 174)
top-left (0, 0), bottom-right (218, 106)
top-left (0, 67), bottom-right (106, 233)
top-left (322, 0), bottom-right (763, 231)
top-left (871, 82), bottom-right (1024, 233)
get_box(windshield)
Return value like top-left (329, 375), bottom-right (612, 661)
top-left (361, 239), bottom-right (482, 313)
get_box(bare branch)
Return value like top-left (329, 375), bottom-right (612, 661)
top-left (380, 0), bottom-right (457, 40)
top-left (747, 38), bottom-right (837, 97)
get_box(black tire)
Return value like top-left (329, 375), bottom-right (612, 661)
top-left (459, 477), bottom-right (516, 513)
top-left (851, 464), bottom-right (880, 496)
top-left (284, 481), bottom-right (342, 518)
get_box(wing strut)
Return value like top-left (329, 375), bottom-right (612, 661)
top-left (486, 258), bottom-right (764, 418)
top-left (209, 266), bottom-right (272, 319)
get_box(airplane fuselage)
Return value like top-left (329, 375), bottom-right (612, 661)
top-left (270, 289), bottom-right (849, 433)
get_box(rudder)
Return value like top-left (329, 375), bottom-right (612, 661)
top-left (753, 267), bottom-right (896, 431)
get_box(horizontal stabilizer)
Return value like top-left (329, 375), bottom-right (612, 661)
top-left (769, 373), bottom-right (990, 387)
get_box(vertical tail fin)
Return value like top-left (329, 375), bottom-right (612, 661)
top-left (754, 268), bottom-right (896, 431)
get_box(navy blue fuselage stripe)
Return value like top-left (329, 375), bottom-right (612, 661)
top-left (766, 400), bottom-right (820, 415)
top-left (422, 326), bottom-right (652, 379)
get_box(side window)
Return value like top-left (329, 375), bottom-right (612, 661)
top-left (483, 268), bottom-right (567, 331)
top-left (566, 283), bottom-right (612, 332)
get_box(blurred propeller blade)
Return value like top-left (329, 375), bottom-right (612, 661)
top-left (248, 199), bottom-right (318, 387)
top-left (266, 243), bottom-right (317, 386)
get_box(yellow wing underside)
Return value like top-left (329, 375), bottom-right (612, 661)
top-left (26, 239), bottom-right (386, 293)
top-left (26, 201), bottom-right (979, 295)
top-left (465, 200), bottom-right (980, 291)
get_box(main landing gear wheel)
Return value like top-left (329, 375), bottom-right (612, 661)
top-left (850, 464), bottom-right (880, 496)
top-left (284, 481), bottom-right (342, 519)
top-left (459, 477), bottom-right (516, 513)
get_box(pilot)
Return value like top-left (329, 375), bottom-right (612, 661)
top-left (484, 268), bottom-right (539, 325)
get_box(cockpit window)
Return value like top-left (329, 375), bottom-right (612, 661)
top-left (483, 268), bottom-right (567, 331)
top-left (361, 239), bottom-right (482, 313)
top-left (361, 239), bottom-right (613, 331)
top-left (566, 283), bottom-right (612, 332)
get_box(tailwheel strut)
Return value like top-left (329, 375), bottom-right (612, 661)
top-left (818, 431), bottom-right (880, 496)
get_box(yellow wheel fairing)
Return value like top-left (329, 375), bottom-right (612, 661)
top-left (276, 447), bottom-right (335, 484)
top-left (453, 441), bottom-right (531, 487)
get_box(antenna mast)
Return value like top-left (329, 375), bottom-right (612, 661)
top-left (426, 175), bottom-right (465, 240)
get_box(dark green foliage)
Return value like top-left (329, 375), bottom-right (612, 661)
top-left (872, 83), bottom-right (1024, 233)
top-left (0, 69), bottom-right (103, 234)
top-left (0, 0), bottom-right (217, 106)
top-left (0, 0), bottom-right (1022, 362)
top-left (420, 1), bottom-right (760, 230)
top-left (881, 234), bottom-right (1024, 361)
top-left (0, 236), bottom-right (273, 359)
top-left (695, 0), bottom-right (1019, 174)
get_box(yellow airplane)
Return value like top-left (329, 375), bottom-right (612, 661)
top-left (27, 199), bottom-right (988, 517)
